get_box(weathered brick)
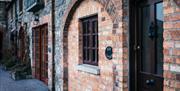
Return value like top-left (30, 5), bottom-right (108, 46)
top-left (164, 71), bottom-right (176, 80)
top-left (172, 49), bottom-right (180, 56)
top-left (164, 41), bottom-right (174, 48)
top-left (165, 14), bottom-right (180, 22)
top-left (175, 58), bottom-right (180, 64)
top-left (64, 0), bottom-right (128, 91)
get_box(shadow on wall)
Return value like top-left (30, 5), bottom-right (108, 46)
top-left (63, 30), bottom-right (68, 91)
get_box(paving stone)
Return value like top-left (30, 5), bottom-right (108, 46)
top-left (0, 68), bottom-right (49, 91)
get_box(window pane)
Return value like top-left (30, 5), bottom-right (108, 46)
top-left (83, 22), bottom-right (86, 34)
top-left (156, 2), bottom-right (163, 75)
top-left (92, 20), bottom-right (98, 34)
top-left (87, 36), bottom-right (89, 47)
top-left (141, 6), bottom-right (151, 73)
top-left (87, 49), bottom-right (89, 61)
top-left (83, 49), bottom-right (86, 61)
top-left (93, 35), bottom-right (96, 47)
top-left (83, 36), bottom-right (86, 47)
top-left (92, 49), bottom-right (95, 62)
top-left (86, 21), bottom-right (90, 34)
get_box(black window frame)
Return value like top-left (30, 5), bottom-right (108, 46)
top-left (80, 15), bottom-right (99, 66)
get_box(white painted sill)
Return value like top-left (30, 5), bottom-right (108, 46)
top-left (76, 64), bottom-right (100, 75)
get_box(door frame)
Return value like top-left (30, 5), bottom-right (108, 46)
top-left (129, 0), bottom-right (137, 90)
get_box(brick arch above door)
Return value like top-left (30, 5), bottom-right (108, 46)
top-left (62, 0), bottom-right (125, 32)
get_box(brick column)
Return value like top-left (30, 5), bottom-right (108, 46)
top-left (163, 0), bottom-right (180, 91)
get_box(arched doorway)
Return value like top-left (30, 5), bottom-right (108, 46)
top-left (62, 0), bottom-right (128, 91)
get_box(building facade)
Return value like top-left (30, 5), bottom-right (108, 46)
top-left (1, 0), bottom-right (180, 91)
top-left (6, 0), bottom-right (54, 89)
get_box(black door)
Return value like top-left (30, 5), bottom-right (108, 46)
top-left (130, 0), bottom-right (164, 91)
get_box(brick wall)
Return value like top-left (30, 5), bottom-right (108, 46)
top-left (163, 0), bottom-right (180, 91)
top-left (3, 0), bottom-right (180, 91)
top-left (62, 0), bottom-right (128, 91)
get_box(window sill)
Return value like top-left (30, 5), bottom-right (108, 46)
top-left (76, 64), bottom-right (100, 75)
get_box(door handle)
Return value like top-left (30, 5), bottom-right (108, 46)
top-left (146, 79), bottom-right (155, 86)
top-left (134, 45), bottom-right (141, 51)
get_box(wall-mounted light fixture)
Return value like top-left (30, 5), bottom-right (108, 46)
top-left (33, 14), bottom-right (39, 25)
top-left (23, 23), bottom-right (28, 30)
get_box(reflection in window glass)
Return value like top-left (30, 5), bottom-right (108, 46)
top-left (141, 6), bottom-right (151, 73)
top-left (156, 2), bottom-right (164, 75)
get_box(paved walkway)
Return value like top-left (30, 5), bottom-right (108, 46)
top-left (0, 67), bottom-right (49, 91)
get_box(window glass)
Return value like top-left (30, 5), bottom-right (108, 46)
top-left (156, 2), bottom-right (163, 75)
top-left (81, 15), bottom-right (98, 66)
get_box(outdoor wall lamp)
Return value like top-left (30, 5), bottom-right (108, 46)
top-left (105, 46), bottom-right (113, 60)
top-left (23, 23), bottom-right (27, 30)
top-left (33, 14), bottom-right (39, 25)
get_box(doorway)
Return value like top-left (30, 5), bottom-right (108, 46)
top-left (32, 24), bottom-right (48, 84)
top-left (129, 0), bottom-right (164, 91)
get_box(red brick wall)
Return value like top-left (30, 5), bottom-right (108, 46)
top-left (163, 0), bottom-right (180, 91)
top-left (62, 0), bottom-right (180, 91)
top-left (63, 0), bottom-right (128, 91)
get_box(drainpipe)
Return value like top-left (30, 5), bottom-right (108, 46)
top-left (15, 0), bottom-right (18, 58)
top-left (51, 0), bottom-right (55, 91)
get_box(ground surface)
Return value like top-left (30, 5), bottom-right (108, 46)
top-left (0, 67), bottom-right (49, 91)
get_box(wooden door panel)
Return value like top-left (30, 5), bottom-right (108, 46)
top-left (40, 26), bottom-right (48, 84)
top-left (139, 72), bottom-right (163, 91)
top-left (32, 24), bottom-right (48, 85)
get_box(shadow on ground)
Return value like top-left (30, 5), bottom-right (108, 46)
top-left (0, 67), bottom-right (49, 91)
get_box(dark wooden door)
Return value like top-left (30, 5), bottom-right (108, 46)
top-left (40, 25), bottom-right (48, 84)
top-left (131, 0), bottom-right (164, 91)
top-left (32, 24), bottom-right (48, 84)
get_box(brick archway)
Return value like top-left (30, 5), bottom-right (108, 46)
top-left (62, 0), bottom-right (122, 31)
top-left (62, 0), bottom-right (129, 91)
